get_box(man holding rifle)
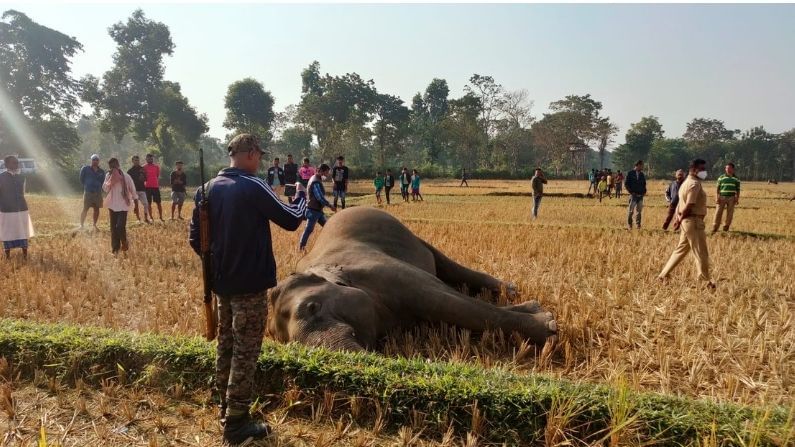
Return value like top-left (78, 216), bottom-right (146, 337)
top-left (189, 133), bottom-right (306, 445)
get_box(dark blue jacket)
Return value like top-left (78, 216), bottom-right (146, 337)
top-left (189, 168), bottom-right (306, 296)
top-left (624, 170), bottom-right (647, 196)
top-left (0, 172), bottom-right (27, 213)
top-left (665, 180), bottom-right (682, 207)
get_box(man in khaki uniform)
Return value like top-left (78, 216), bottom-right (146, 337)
top-left (658, 159), bottom-right (715, 288)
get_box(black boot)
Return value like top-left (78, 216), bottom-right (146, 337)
top-left (223, 414), bottom-right (272, 445)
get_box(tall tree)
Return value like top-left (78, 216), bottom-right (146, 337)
top-left (463, 74), bottom-right (505, 138)
top-left (82, 9), bottom-right (174, 142)
top-left (780, 128), bottom-right (795, 181)
top-left (275, 126), bottom-right (313, 158)
top-left (648, 138), bottom-right (691, 177)
top-left (732, 126), bottom-right (778, 180)
top-left (682, 118), bottom-right (738, 169)
top-left (223, 78), bottom-right (275, 141)
top-left (444, 92), bottom-right (485, 170)
top-left (683, 118), bottom-right (737, 147)
top-left (410, 78), bottom-right (450, 164)
top-left (0, 9), bottom-right (83, 165)
top-left (297, 61), bottom-right (377, 162)
top-left (532, 94), bottom-right (612, 175)
top-left (493, 89), bottom-right (535, 172)
top-left (612, 116), bottom-right (664, 171)
top-left (150, 81), bottom-right (208, 164)
top-left (594, 117), bottom-right (619, 169)
top-left (372, 93), bottom-right (410, 168)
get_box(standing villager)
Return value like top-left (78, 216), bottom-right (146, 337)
top-left (662, 169), bottom-right (686, 231)
top-left (374, 171), bottom-right (384, 205)
top-left (597, 176), bottom-right (607, 202)
top-left (298, 157), bottom-right (315, 187)
top-left (144, 153), bottom-right (164, 222)
top-left (531, 168), bottom-right (547, 219)
top-left (331, 156), bottom-right (349, 209)
top-left (587, 169), bottom-right (597, 196)
top-left (299, 164), bottom-right (335, 251)
top-left (614, 170), bottom-right (624, 198)
top-left (460, 168), bottom-right (469, 187)
top-left (79, 154), bottom-right (105, 230)
top-left (128, 155), bottom-right (151, 223)
top-left (283, 154), bottom-right (298, 204)
top-left (606, 170), bottom-right (614, 198)
top-left (712, 162), bottom-right (741, 233)
top-left (624, 160), bottom-right (647, 230)
top-left (0, 156), bottom-right (34, 259)
top-left (411, 169), bottom-right (423, 202)
top-left (102, 158), bottom-right (137, 255)
top-left (399, 167), bottom-right (411, 202)
top-left (170, 161), bottom-right (187, 220)
top-left (266, 157), bottom-right (285, 197)
top-left (189, 134), bottom-right (307, 445)
top-left (658, 159), bottom-right (715, 288)
top-left (384, 169), bottom-right (395, 205)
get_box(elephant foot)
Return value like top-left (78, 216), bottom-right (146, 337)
top-left (515, 310), bottom-right (557, 346)
top-left (506, 300), bottom-right (543, 314)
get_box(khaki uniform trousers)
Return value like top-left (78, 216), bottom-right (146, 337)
top-left (658, 216), bottom-right (710, 281)
top-left (712, 195), bottom-right (737, 232)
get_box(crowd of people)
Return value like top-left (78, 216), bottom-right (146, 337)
top-left (587, 167), bottom-right (625, 202)
top-left (0, 128), bottom-right (777, 445)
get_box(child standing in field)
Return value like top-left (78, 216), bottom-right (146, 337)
top-left (597, 176), bottom-right (608, 202)
top-left (0, 156), bottom-right (34, 259)
top-left (374, 171), bottom-right (384, 205)
top-left (411, 169), bottom-right (423, 202)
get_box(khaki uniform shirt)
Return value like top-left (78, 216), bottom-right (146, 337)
top-left (677, 175), bottom-right (707, 217)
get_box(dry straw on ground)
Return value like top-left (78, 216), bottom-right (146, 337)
top-left (2, 179), bottom-right (793, 410)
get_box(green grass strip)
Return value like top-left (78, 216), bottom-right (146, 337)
top-left (0, 318), bottom-right (790, 445)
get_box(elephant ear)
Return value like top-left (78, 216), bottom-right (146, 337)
top-left (304, 264), bottom-right (354, 288)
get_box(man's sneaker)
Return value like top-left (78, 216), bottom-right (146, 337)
top-left (223, 414), bottom-right (272, 445)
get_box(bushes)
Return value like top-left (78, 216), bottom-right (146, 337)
top-left (0, 318), bottom-right (790, 445)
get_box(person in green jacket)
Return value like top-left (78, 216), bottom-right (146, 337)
top-left (374, 171), bottom-right (384, 205)
top-left (712, 162), bottom-right (740, 233)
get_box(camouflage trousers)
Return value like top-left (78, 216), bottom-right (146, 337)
top-left (216, 290), bottom-right (268, 418)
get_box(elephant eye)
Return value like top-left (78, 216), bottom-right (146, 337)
top-left (305, 301), bottom-right (321, 314)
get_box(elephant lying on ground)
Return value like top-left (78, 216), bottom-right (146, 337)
top-left (267, 207), bottom-right (557, 351)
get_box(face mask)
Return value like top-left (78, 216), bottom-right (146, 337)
top-left (321, 175), bottom-right (328, 181)
top-left (696, 171), bottom-right (708, 180)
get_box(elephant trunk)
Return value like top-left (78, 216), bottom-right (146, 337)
top-left (302, 322), bottom-right (365, 352)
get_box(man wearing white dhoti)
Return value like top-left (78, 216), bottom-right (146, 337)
top-left (0, 156), bottom-right (34, 259)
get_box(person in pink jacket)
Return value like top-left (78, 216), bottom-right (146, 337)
top-left (103, 158), bottom-right (137, 255)
top-left (298, 157), bottom-right (315, 187)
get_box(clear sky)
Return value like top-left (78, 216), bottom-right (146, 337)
top-left (6, 3), bottom-right (795, 145)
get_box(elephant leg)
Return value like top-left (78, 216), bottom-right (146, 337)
top-left (421, 240), bottom-right (513, 298)
top-left (380, 260), bottom-right (556, 346)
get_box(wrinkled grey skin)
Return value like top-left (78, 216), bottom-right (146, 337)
top-left (267, 207), bottom-right (557, 352)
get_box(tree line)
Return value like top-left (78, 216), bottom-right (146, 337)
top-left (2, 9), bottom-right (793, 181)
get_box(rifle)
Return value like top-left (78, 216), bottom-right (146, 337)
top-left (199, 147), bottom-right (217, 340)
